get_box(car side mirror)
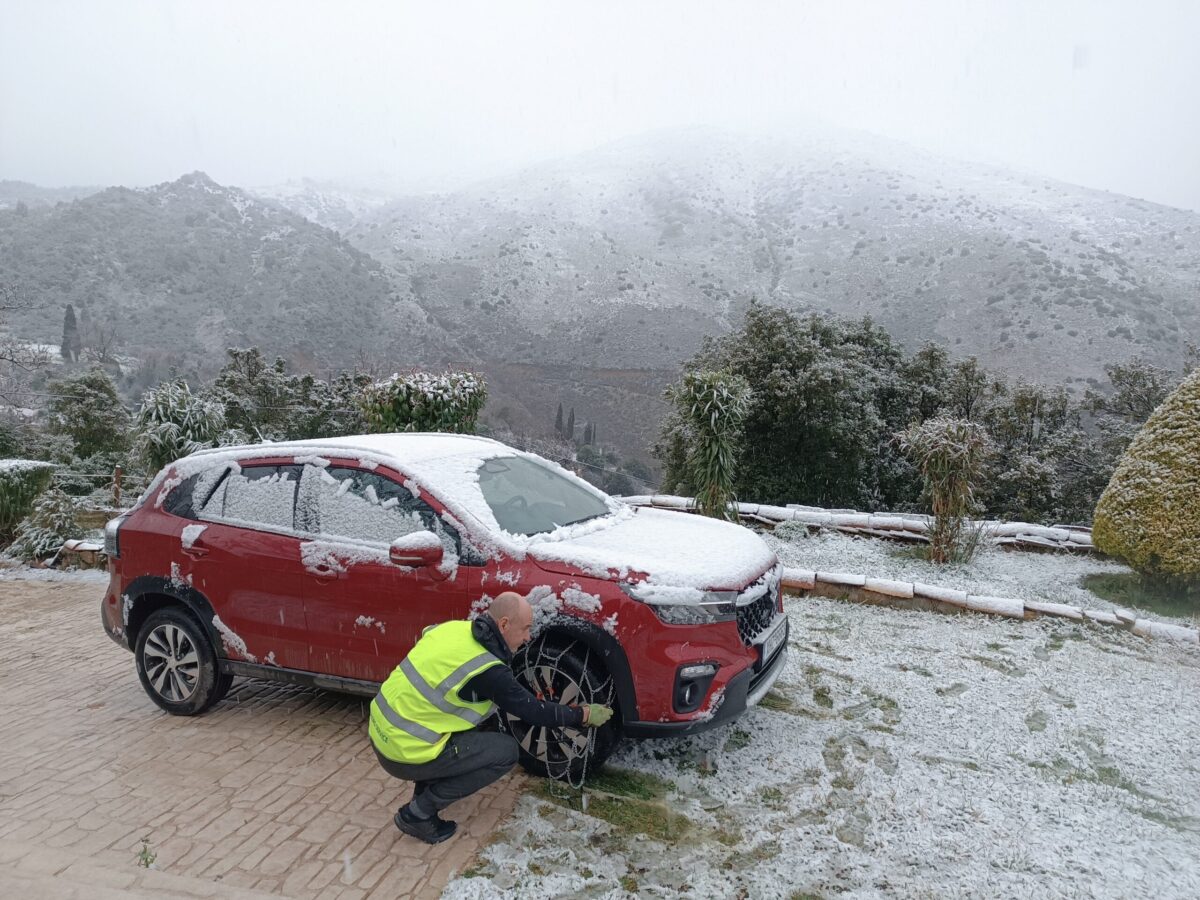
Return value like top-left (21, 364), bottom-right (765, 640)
top-left (389, 531), bottom-right (444, 570)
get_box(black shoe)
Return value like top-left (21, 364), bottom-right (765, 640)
top-left (394, 805), bottom-right (457, 844)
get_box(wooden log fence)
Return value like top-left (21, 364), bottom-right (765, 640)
top-left (623, 494), bottom-right (1096, 554)
top-left (781, 568), bottom-right (1199, 646)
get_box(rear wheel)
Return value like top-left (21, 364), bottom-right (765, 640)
top-left (135, 607), bottom-right (228, 715)
top-left (502, 636), bottom-right (621, 783)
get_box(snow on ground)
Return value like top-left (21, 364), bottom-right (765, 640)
top-left (0, 562), bottom-right (108, 584)
top-left (446, 533), bottom-right (1200, 899)
top-left (768, 525), bottom-right (1196, 627)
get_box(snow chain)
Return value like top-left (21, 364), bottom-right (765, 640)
top-left (527, 636), bottom-right (615, 792)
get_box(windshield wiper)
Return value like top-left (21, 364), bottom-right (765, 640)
top-left (559, 511), bottom-right (609, 528)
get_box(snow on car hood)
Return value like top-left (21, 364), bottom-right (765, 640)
top-left (528, 507), bottom-right (776, 590)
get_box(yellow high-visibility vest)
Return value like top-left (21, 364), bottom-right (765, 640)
top-left (369, 620), bottom-right (504, 764)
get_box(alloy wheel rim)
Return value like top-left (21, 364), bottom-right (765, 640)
top-left (507, 662), bottom-right (590, 769)
top-left (142, 623), bottom-right (200, 702)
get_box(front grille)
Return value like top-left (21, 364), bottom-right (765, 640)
top-left (736, 590), bottom-right (777, 645)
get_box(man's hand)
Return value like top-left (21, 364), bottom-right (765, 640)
top-left (583, 704), bottom-right (614, 727)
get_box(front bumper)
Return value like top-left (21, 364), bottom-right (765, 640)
top-left (623, 617), bottom-right (788, 738)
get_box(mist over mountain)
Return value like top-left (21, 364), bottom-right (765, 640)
top-left (2, 127), bottom-right (1197, 461)
top-left (0, 180), bottom-right (102, 210)
top-left (343, 127), bottom-right (1199, 382)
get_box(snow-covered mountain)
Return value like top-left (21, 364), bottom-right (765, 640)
top-left (248, 178), bottom-right (401, 234)
top-left (346, 125), bottom-right (1200, 385)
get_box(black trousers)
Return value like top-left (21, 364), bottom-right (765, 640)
top-left (374, 730), bottom-right (519, 815)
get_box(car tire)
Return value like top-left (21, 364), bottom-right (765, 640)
top-left (135, 606), bottom-right (227, 716)
top-left (502, 635), bottom-right (622, 782)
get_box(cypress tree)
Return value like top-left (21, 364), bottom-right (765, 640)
top-left (555, 402), bottom-right (563, 436)
top-left (61, 304), bottom-right (81, 362)
top-left (566, 407), bottom-right (575, 441)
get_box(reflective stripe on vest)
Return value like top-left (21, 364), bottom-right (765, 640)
top-left (371, 694), bottom-right (442, 744)
top-left (398, 657), bottom-right (492, 725)
top-left (369, 620), bottom-right (504, 764)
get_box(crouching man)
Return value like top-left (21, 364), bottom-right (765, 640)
top-left (369, 590), bottom-right (613, 844)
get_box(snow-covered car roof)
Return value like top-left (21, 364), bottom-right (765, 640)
top-left (142, 433), bottom-right (776, 591)
top-left (185, 431), bottom-right (507, 468)
top-left (145, 433), bottom-right (628, 560)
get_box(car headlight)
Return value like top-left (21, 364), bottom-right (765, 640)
top-left (619, 584), bottom-right (737, 624)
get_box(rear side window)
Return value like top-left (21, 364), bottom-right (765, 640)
top-left (203, 465), bottom-right (301, 532)
top-left (298, 466), bottom-right (462, 555)
top-left (161, 465), bottom-right (237, 520)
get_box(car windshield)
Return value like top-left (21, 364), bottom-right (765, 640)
top-left (476, 455), bottom-right (612, 536)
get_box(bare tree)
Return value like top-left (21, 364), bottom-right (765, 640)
top-left (83, 320), bottom-right (122, 364)
top-left (0, 283), bottom-right (49, 406)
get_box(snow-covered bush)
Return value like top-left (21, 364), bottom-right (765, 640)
top-left (133, 379), bottom-right (227, 473)
top-left (360, 370), bottom-right (486, 434)
top-left (896, 417), bottom-right (990, 563)
top-left (1093, 368), bottom-right (1200, 588)
top-left (666, 370), bottom-right (750, 521)
top-left (46, 367), bottom-right (131, 458)
top-left (210, 347), bottom-right (370, 441)
top-left (0, 460), bottom-right (55, 539)
top-left (9, 487), bottom-right (80, 562)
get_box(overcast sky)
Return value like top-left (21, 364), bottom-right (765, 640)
top-left (2, 0), bottom-right (1199, 210)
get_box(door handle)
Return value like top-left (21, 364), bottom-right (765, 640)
top-left (182, 546), bottom-right (208, 559)
top-left (309, 564), bottom-right (342, 583)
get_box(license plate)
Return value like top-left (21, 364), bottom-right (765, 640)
top-left (760, 618), bottom-right (786, 663)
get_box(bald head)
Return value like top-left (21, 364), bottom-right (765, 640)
top-left (488, 591), bottom-right (533, 651)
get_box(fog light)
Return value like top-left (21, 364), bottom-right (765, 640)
top-left (673, 661), bottom-right (719, 714)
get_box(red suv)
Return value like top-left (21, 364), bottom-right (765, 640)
top-left (102, 434), bottom-right (787, 776)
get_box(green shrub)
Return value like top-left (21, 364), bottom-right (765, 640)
top-left (1093, 369), bottom-right (1200, 585)
top-left (360, 371), bottom-right (486, 434)
top-left (664, 370), bottom-right (750, 521)
top-left (0, 460), bottom-right (56, 539)
top-left (133, 379), bottom-right (227, 473)
top-left (896, 417), bottom-right (990, 563)
top-left (9, 487), bottom-right (81, 562)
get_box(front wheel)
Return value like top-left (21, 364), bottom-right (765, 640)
top-left (135, 607), bottom-right (228, 715)
top-left (502, 636), bottom-right (621, 783)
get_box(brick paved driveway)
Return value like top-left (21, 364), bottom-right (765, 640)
top-left (0, 576), bottom-right (523, 899)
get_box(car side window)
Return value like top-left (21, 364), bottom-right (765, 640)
top-left (204, 464), bottom-right (301, 532)
top-left (298, 465), bottom-right (465, 557)
top-left (162, 464), bottom-right (235, 520)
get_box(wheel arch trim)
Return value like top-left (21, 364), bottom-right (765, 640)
top-left (123, 575), bottom-right (223, 657)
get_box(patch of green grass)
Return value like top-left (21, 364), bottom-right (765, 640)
top-left (712, 823), bottom-right (743, 846)
top-left (966, 654), bottom-right (1024, 676)
top-left (812, 685), bottom-right (834, 708)
top-left (831, 772), bottom-right (857, 790)
top-left (619, 874), bottom-right (639, 892)
top-left (759, 689), bottom-right (797, 712)
top-left (1082, 572), bottom-right (1199, 619)
top-left (586, 766), bottom-right (674, 801)
top-left (536, 781), bottom-right (691, 842)
top-left (890, 662), bottom-right (933, 677)
top-left (758, 785), bottom-right (786, 809)
top-left (724, 728), bottom-right (752, 752)
top-left (750, 839), bottom-right (781, 861)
